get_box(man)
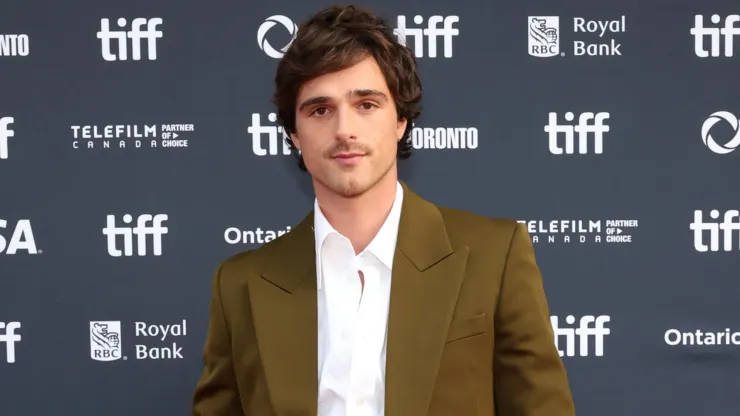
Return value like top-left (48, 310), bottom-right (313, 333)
top-left (192, 5), bottom-right (575, 416)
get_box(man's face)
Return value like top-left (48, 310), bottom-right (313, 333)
top-left (291, 56), bottom-right (407, 198)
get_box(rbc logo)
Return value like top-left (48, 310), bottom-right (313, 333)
top-left (90, 321), bottom-right (122, 361)
top-left (528, 16), bottom-right (560, 58)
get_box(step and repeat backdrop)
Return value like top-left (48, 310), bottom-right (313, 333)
top-left (1, 0), bottom-right (739, 414)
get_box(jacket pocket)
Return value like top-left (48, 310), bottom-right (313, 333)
top-left (445, 312), bottom-right (487, 344)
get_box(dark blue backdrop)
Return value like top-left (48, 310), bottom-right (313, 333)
top-left (2, 0), bottom-right (739, 414)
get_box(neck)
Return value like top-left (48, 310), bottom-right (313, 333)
top-left (314, 170), bottom-right (398, 254)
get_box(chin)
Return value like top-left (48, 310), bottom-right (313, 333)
top-left (325, 175), bottom-right (374, 198)
top-left (311, 160), bottom-right (393, 199)
top-left (334, 179), bottom-right (371, 198)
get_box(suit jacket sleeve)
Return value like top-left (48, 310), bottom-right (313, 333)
top-left (493, 223), bottom-right (576, 415)
top-left (192, 263), bottom-right (244, 415)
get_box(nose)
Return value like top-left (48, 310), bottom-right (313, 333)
top-left (334, 105), bottom-right (358, 141)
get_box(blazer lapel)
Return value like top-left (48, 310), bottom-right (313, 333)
top-left (385, 182), bottom-right (470, 416)
top-left (247, 211), bottom-right (318, 416)
top-left (245, 183), bottom-right (468, 416)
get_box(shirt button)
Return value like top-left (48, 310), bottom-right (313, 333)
top-left (356, 399), bottom-right (364, 405)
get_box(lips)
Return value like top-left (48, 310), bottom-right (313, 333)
top-left (332, 153), bottom-right (365, 159)
top-left (332, 152), bottom-right (366, 166)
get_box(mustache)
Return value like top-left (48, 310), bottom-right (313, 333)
top-left (325, 141), bottom-right (371, 157)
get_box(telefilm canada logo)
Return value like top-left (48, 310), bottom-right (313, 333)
top-left (90, 320), bottom-right (187, 361)
top-left (519, 219), bottom-right (639, 244)
top-left (70, 124), bottom-right (195, 150)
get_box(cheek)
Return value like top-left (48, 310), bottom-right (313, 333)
top-left (294, 124), bottom-right (320, 153)
top-left (298, 137), bottom-right (329, 169)
top-left (301, 148), bottom-right (322, 172)
top-left (384, 124), bottom-right (400, 150)
top-left (301, 141), bottom-right (320, 162)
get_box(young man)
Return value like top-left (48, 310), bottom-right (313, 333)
top-left (192, 5), bottom-right (575, 416)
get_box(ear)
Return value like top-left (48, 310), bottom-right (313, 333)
top-left (290, 133), bottom-right (300, 150)
top-left (397, 118), bottom-right (408, 142)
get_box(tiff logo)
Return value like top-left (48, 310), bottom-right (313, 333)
top-left (103, 214), bottom-right (168, 257)
top-left (0, 117), bottom-right (14, 160)
top-left (248, 113), bottom-right (291, 156)
top-left (0, 322), bottom-right (21, 363)
top-left (394, 15), bottom-right (459, 58)
top-left (690, 209), bottom-right (740, 252)
top-left (545, 112), bottom-right (610, 154)
top-left (551, 315), bottom-right (610, 357)
top-left (691, 14), bottom-right (740, 57)
top-left (97, 18), bottom-right (163, 61)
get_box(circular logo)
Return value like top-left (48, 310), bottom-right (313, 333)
top-left (701, 111), bottom-right (740, 154)
top-left (257, 15), bottom-right (297, 59)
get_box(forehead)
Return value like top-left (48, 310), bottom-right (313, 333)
top-left (297, 56), bottom-right (391, 100)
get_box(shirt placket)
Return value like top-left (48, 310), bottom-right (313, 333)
top-left (347, 254), bottom-right (379, 415)
top-left (321, 237), bottom-right (359, 407)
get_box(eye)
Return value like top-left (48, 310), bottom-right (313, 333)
top-left (359, 102), bottom-right (378, 110)
top-left (310, 107), bottom-right (329, 117)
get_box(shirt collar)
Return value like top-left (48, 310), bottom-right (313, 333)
top-left (313, 181), bottom-right (404, 290)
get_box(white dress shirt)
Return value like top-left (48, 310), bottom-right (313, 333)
top-left (314, 181), bottom-right (404, 416)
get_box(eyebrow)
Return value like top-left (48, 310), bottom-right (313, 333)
top-left (298, 89), bottom-right (389, 112)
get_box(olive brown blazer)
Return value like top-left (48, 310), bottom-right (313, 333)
top-left (192, 181), bottom-right (575, 415)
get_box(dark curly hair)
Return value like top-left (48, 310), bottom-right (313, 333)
top-left (272, 4), bottom-right (423, 171)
